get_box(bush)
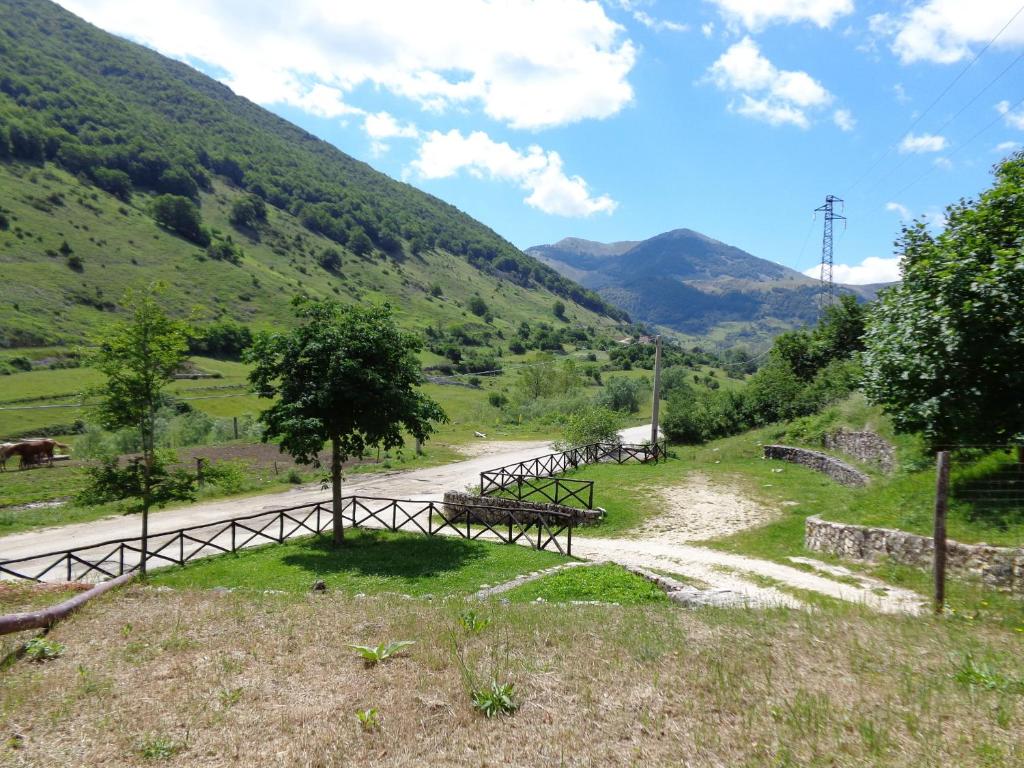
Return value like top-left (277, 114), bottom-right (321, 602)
top-left (206, 237), bottom-right (243, 264)
top-left (229, 194), bottom-right (267, 229)
top-left (318, 247), bottom-right (342, 273)
top-left (663, 388), bottom-right (746, 444)
top-left (8, 355), bottom-right (32, 372)
top-left (468, 296), bottom-right (488, 317)
top-left (488, 392), bottom-right (508, 409)
top-left (560, 405), bottom-right (624, 448)
top-left (598, 375), bottom-right (647, 414)
top-left (151, 194), bottom-right (209, 245)
top-left (189, 320), bottom-right (253, 359)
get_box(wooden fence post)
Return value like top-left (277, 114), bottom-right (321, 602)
top-left (233, 416), bottom-right (239, 440)
top-left (934, 450), bottom-right (950, 614)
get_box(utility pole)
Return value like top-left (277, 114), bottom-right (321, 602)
top-left (650, 335), bottom-right (662, 447)
top-left (815, 195), bottom-right (845, 314)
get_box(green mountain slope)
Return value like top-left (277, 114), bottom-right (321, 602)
top-left (0, 0), bottom-right (626, 347)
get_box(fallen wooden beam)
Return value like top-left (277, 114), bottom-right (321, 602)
top-left (0, 573), bottom-right (135, 635)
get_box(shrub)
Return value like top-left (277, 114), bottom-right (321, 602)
top-left (24, 637), bottom-right (65, 662)
top-left (151, 194), bottom-right (209, 246)
top-left (488, 392), bottom-right (508, 409)
top-left (66, 254), bottom-right (84, 272)
top-left (229, 194), bottom-right (267, 229)
top-left (318, 247), bottom-right (342, 273)
top-left (663, 388), bottom-right (746, 445)
top-left (467, 296), bottom-right (488, 317)
top-left (598, 375), bottom-right (647, 414)
top-left (561, 405), bottom-right (623, 448)
top-left (8, 355), bottom-right (32, 372)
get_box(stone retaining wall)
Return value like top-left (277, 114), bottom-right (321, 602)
top-left (442, 491), bottom-right (604, 526)
top-left (763, 445), bottom-right (870, 487)
top-left (805, 516), bottom-right (1024, 593)
top-left (823, 430), bottom-right (895, 473)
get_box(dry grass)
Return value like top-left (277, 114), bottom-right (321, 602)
top-left (1, 586), bottom-right (1022, 767)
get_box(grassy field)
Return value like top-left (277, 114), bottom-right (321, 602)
top-left (149, 528), bottom-right (569, 597)
top-left (502, 563), bottom-right (668, 605)
top-left (0, 586), bottom-right (1021, 766)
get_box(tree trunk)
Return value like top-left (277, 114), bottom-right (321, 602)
top-left (331, 436), bottom-right (345, 545)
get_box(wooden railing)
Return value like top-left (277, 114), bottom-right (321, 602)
top-left (479, 440), bottom-right (666, 501)
top-left (0, 495), bottom-right (574, 583)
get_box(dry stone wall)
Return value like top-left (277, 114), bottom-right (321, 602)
top-left (442, 491), bottom-right (604, 526)
top-left (823, 430), bottom-right (896, 473)
top-left (762, 445), bottom-right (870, 487)
top-left (806, 515), bottom-right (1024, 593)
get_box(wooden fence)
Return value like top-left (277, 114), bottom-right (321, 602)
top-left (0, 495), bottom-right (574, 583)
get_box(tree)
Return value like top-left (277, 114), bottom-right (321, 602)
top-left (468, 296), bottom-right (488, 317)
top-left (229, 194), bottom-right (267, 229)
top-left (151, 194), bottom-right (209, 245)
top-left (83, 288), bottom-right (193, 574)
top-left (863, 152), bottom-right (1024, 447)
top-left (560, 406), bottom-right (623, 448)
top-left (552, 300), bottom-right (566, 321)
top-left (598, 375), bottom-right (647, 414)
top-left (247, 300), bottom-right (447, 544)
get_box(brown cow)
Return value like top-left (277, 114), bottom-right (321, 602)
top-left (9, 439), bottom-right (70, 469)
top-left (0, 442), bottom-right (16, 472)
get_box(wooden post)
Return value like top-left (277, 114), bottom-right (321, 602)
top-left (232, 417), bottom-right (239, 440)
top-left (196, 457), bottom-right (205, 488)
top-left (933, 450), bottom-right (950, 614)
top-left (651, 335), bottom-right (662, 447)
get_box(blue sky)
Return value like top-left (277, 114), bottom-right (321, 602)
top-left (60, 0), bottom-right (1024, 283)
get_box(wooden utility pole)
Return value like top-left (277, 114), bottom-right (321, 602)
top-left (933, 450), bottom-right (950, 614)
top-left (651, 335), bottom-right (662, 449)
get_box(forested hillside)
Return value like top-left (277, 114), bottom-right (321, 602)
top-left (0, 0), bottom-right (626, 347)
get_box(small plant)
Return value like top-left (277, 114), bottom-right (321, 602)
top-left (953, 652), bottom-right (1024, 694)
top-left (355, 707), bottom-right (381, 732)
top-left (24, 637), bottom-right (65, 662)
top-left (348, 640), bottom-right (415, 666)
top-left (471, 678), bottom-right (519, 718)
top-left (218, 687), bottom-right (243, 709)
top-left (458, 610), bottom-right (491, 634)
top-left (137, 734), bottom-right (181, 760)
top-left (286, 469), bottom-right (303, 484)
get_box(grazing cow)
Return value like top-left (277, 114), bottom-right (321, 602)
top-left (10, 439), bottom-right (70, 469)
top-left (0, 442), bottom-right (16, 472)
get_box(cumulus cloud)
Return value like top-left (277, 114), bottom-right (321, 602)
top-left (411, 130), bottom-right (617, 217)
top-left (833, 108), bottom-right (855, 131)
top-left (803, 256), bottom-right (902, 285)
top-left (996, 99), bottom-right (1024, 129)
top-left (707, 0), bottom-right (853, 31)
top-left (871, 1), bottom-right (1024, 64)
top-left (899, 132), bottom-right (947, 153)
top-left (631, 10), bottom-right (688, 32)
top-left (885, 201), bottom-right (911, 219)
top-left (995, 140), bottom-right (1021, 152)
top-left (933, 156), bottom-right (953, 170)
top-left (58, 0), bottom-right (636, 131)
top-left (363, 111), bottom-right (419, 155)
top-left (701, 22), bottom-right (715, 37)
top-left (706, 37), bottom-right (834, 128)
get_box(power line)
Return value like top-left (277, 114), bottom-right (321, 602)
top-left (843, 2), bottom-right (1024, 196)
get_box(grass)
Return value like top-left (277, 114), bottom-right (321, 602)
top-left (148, 528), bottom-right (569, 596)
top-left (502, 563), bottom-right (668, 605)
top-left (1, 586), bottom-right (1022, 766)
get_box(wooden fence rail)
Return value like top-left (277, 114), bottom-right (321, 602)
top-left (0, 495), bottom-right (574, 584)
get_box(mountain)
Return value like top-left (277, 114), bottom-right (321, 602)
top-left (528, 228), bottom-right (882, 346)
top-left (0, 0), bottom-right (627, 349)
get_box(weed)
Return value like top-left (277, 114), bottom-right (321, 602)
top-left (471, 678), bottom-right (519, 718)
top-left (137, 734), bottom-right (181, 760)
top-left (76, 665), bottom-right (111, 697)
top-left (218, 687), bottom-right (243, 709)
top-left (458, 609), bottom-right (491, 634)
top-left (23, 637), bottom-right (65, 662)
top-left (355, 708), bottom-right (381, 732)
top-left (348, 640), bottom-right (414, 666)
top-left (952, 652), bottom-right (1024, 694)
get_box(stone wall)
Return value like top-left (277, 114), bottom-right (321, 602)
top-left (805, 516), bottom-right (1024, 593)
top-left (442, 491), bottom-right (604, 526)
top-left (762, 445), bottom-right (870, 487)
top-left (823, 430), bottom-right (895, 473)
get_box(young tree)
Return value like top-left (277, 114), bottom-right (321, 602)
top-left (863, 152), bottom-right (1024, 447)
top-left (83, 288), bottom-right (193, 574)
top-left (247, 300), bottom-right (447, 544)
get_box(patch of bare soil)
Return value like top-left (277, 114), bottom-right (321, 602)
top-left (454, 440), bottom-right (547, 459)
top-left (637, 474), bottom-right (779, 543)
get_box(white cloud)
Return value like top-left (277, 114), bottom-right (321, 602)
top-left (363, 111), bottom-right (419, 155)
top-left (411, 130), bottom-right (617, 217)
top-left (893, 83), bottom-right (909, 104)
top-left (995, 140), bottom-right (1021, 152)
top-left (632, 10), bottom-right (688, 32)
top-left (933, 156), bottom-right (953, 170)
top-left (876, 1), bottom-right (1024, 64)
top-left (707, 0), bottom-right (853, 31)
top-left (996, 99), bottom-right (1024, 130)
top-left (701, 22), bottom-right (715, 37)
top-left (803, 256), bottom-right (902, 285)
top-left (899, 132), bottom-right (947, 153)
top-left (833, 108), bottom-right (855, 131)
top-left (885, 201), bottom-right (911, 219)
top-left (706, 37), bottom-right (833, 128)
top-left (58, 0), bottom-right (636, 131)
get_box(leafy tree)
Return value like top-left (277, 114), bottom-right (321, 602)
top-left (348, 226), bottom-right (373, 256)
top-left (560, 406), bottom-right (623, 448)
top-left (91, 167), bottom-right (132, 200)
top-left (318, 247), bottom-right (342, 273)
top-left (247, 300), bottom-right (447, 544)
top-left (598, 375), bottom-right (648, 414)
top-left (229, 194), bottom-right (267, 229)
top-left (553, 300), bottom-right (566, 321)
top-left (83, 288), bottom-right (193, 574)
top-left (863, 152), bottom-right (1024, 447)
top-left (663, 388), bottom-right (745, 444)
top-left (151, 194), bottom-right (209, 245)
top-left (468, 296), bottom-right (489, 317)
